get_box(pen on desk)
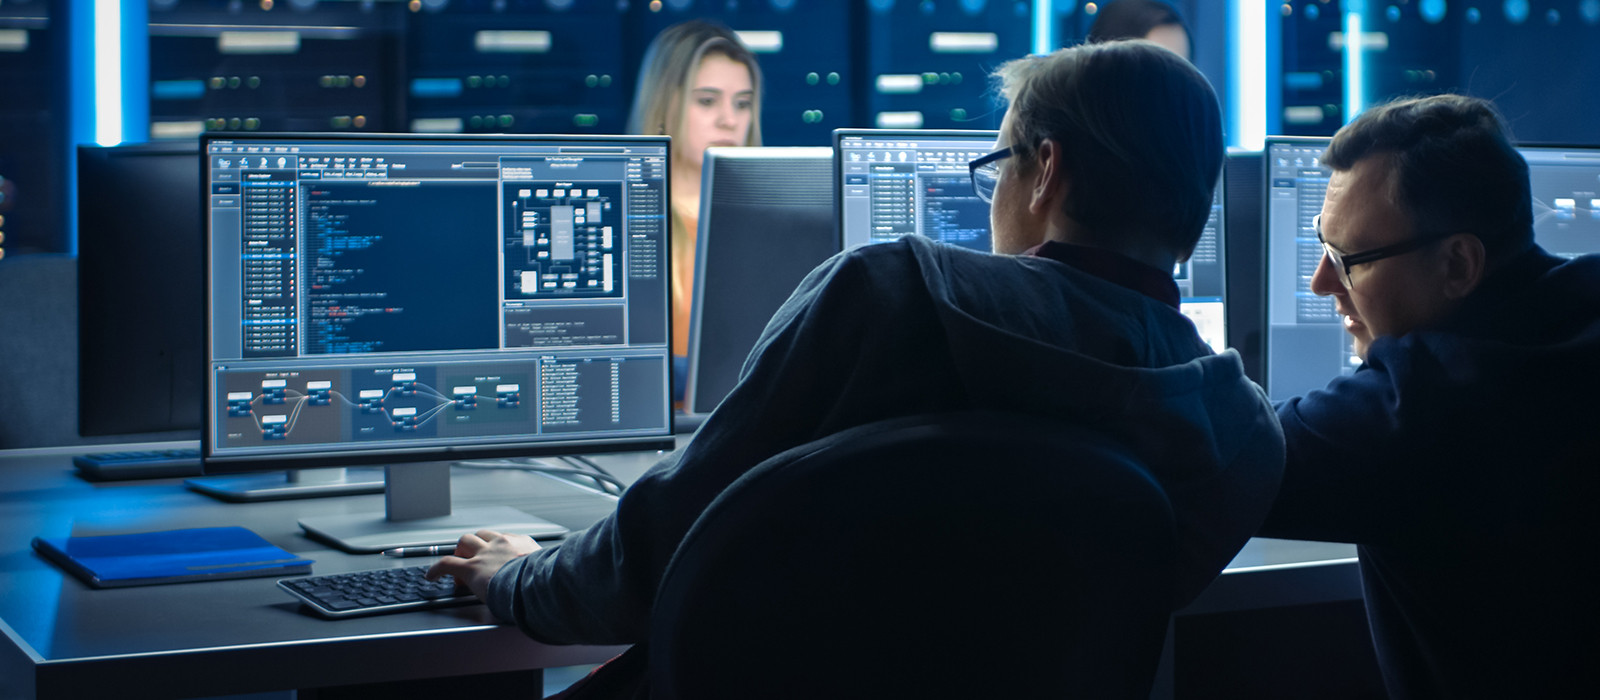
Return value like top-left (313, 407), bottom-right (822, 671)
top-left (382, 544), bottom-right (455, 558)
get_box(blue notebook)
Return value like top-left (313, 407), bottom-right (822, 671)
top-left (32, 526), bottom-right (314, 588)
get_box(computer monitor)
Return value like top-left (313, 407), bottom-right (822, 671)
top-left (77, 142), bottom-right (204, 437)
top-left (1519, 144), bottom-right (1600, 259)
top-left (1263, 136), bottom-right (1340, 401)
top-left (200, 133), bottom-right (675, 552)
top-left (683, 147), bottom-right (837, 418)
top-left (834, 129), bottom-right (998, 252)
top-left (835, 127), bottom-right (1228, 352)
top-left (1181, 167), bottom-right (1229, 354)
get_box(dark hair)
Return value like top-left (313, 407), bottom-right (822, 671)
top-left (996, 40), bottom-right (1223, 260)
top-left (1087, 0), bottom-right (1191, 55)
top-left (1323, 94), bottom-right (1532, 262)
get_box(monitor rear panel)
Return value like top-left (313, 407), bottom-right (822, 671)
top-left (77, 142), bottom-right (205, 437)
top-left (686, 147), bottom-right (837, 416)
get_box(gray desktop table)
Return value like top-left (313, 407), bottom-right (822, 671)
top-left (1, 440), bottom-right (1369, 699)
top-left (0, 442), bottom-right (665, 700)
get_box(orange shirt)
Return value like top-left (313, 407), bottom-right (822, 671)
top-left (670, 209), bottom-right (698, 358)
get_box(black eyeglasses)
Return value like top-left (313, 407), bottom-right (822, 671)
top-left (968, 146), bottom-right (1014, 203)
top-left (1313, 213), bottom-right (1456, 289)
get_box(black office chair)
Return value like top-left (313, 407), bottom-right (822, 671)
top-left (648, 411), bottom-right (1180, 699)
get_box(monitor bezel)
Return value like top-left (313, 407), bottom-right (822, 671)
top-left (198, 132), bottom-right (677, 474)
top-left (831, 128), bottom-right (1001, 250)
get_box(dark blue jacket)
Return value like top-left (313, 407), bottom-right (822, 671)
top-left (488, 235), bottom-right (1284, 646)
top-left (1262, 246), bottom-right (1600, 699)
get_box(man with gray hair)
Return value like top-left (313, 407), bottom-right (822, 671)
top-left (1259, 93), bottom-right (1600, 698)
top-left (433, 40), bottom-right (1284, 693)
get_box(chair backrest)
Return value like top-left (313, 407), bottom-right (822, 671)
top-left (649, 411), bottom-right (1179, 699)
top-left (0, 254), bottom-right (79, 448)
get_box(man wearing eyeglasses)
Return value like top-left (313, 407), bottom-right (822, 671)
top-left (1258, 94), bottom-right (1600, 699)
top-left (431, 40), bottom-right (1285, 694)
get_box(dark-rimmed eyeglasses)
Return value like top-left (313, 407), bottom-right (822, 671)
top-left (968, 147), bottom-right (1014, 203)
top-left (1314, 213), bottom-right (1456, 289)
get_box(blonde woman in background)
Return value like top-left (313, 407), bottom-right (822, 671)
top-left (627, 20), bottom-right (763, 399)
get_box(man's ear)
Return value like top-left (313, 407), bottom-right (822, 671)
top-left (1028, 138), bottom-right (1067, 216)
top-left (1438, 233), bottom-right (1487, 300)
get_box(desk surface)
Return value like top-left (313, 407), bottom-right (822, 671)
top-left (0, 442), bottom-right (1359, 700)
top-left (0, 444), bottom-right (665, 700)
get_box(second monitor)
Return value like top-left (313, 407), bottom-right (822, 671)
top-left (835, 129), bottom-right (997, 252)
top-left (836, 128), bottom-right (1227, 354)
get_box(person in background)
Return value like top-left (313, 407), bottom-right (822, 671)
top-left (432, 40), bottom-right (1282, 696)
top-left (626, 20), bottom-right (763, 400)
top-left (1257, 93), bottom-right (1600, 698)
top-left (1087, 0), bottom-right (1192, 60)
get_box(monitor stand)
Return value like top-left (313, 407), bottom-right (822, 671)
top-left (296, 461), bottom-right (569, 554)
top-left (185, 467), bottom-right (387, 502)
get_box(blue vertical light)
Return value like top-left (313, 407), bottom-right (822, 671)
top-left (93, 0), bottom-right (122, 145)
top-left (88, 0), bottom-right (147, 146)
top-left (1229, 0), bottom-right (1268, 150)
top-left (1344, 1), bottom-right (1366, 124)
top-left (1033, 0), bottom-right (1056, 54)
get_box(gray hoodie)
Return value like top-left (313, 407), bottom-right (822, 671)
top-left (488, 234), bottom-right (1284, 645)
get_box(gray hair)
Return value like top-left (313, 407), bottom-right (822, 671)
top-left (994, 40), bottom-right (1223, 259)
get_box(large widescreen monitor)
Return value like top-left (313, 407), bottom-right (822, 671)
top-left (200, 133), bottom-right (675, 551)
top-left (684, 147), bottom-right (837, 419)
top-left (77, 142), bottom-right (204, 438)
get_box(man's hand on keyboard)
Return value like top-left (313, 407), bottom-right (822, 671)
top-left (425, 529), bottom-right (540, 599)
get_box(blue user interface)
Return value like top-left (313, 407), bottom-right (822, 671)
top-left (203, 135), bottom-right (673, 464)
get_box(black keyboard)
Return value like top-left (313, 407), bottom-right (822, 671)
top-left (279, 566), bottom-right (477, 618)
top-left (73, 448), bottom-right (203, 481)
